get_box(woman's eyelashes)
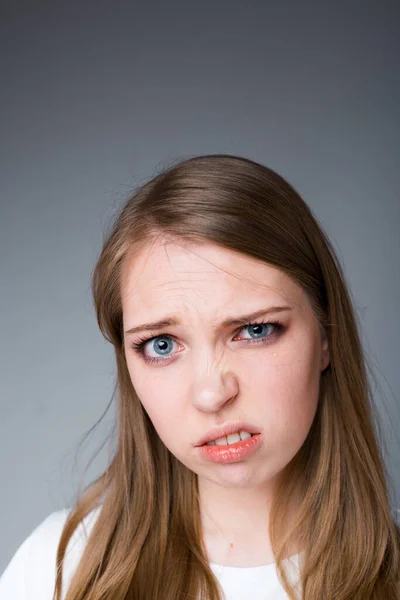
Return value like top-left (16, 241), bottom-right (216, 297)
top-left (129, 320), bottom-right (285, 366)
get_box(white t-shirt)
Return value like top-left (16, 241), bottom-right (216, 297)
top-left (0, 508), bottom-right (302, 600)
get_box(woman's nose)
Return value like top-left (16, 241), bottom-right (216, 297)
top-left (191, 369), bottom-right (239, 413)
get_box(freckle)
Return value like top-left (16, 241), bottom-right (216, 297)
top-left (229, 543), bottom-right (234, 549)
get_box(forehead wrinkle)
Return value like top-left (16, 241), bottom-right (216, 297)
top-left (158, 242), bottom-right (255, 306)
top-left (122, 240), bottom-right (299, 319)
top-left (162, 239), bottom-right (262, 286)
top-left (127, 238), bottom-right (284, 294)
top-left (160, 242), bottom-right (230, 328)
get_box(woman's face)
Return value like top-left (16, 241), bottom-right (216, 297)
top-left (121, 238), bottom-right (330, 490)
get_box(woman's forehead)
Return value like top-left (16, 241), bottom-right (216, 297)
top-left (122, 239), bottom-right (295, 294)
top-left (121, 239), bottom-right (306, 323)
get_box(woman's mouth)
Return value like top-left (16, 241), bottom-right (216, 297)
top-left (196, 433), bottom-right (262, 464)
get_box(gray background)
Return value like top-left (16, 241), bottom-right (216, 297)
top-left (1, 0), bottom-right (399, 574)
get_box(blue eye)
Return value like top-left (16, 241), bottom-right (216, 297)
top-left (130, 320), bottom-right (284, 365)
top-left (244, 323), bottom-right (271, 339)
top-left (146, 337), bottom-right (174, 356)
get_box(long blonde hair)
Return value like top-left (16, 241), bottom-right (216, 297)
top-left (53, 154), bottom-right (400, 599)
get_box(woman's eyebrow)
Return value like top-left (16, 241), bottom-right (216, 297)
top-left (124, 304), bottom-right (294, 336)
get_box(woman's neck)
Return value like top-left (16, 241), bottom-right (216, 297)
top-left (198, 475), bottom-right (301, 568)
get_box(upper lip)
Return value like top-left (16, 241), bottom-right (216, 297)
top-left (195, 422), bottom-right (261, 447)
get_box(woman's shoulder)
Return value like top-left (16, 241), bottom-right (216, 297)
top-left (0, 506), bottom-right (101, 600)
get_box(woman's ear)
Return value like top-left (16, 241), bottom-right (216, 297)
top-left (320, 329), bottom-right (330, 371)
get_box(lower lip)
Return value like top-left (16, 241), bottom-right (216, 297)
top-left (196, 434), bottom-right (262, 464)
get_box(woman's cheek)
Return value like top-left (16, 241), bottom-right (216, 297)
top-left (259, 344), bottom-right (320, 428)
top-left (283, 362), bottom-right (321, 440)
top-left (134, 377), bottom-right (181, 438)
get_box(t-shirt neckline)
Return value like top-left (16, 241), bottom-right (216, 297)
top-left (209, 551), bottom-right (300, 571)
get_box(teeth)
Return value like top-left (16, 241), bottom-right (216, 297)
top-left (227, 433), bottom-right (241, 445)
top-left (214, 436), bottom-right (227, 446)
top-left (206, 431), bottom-right (253, 446)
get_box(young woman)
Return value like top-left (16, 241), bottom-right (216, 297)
top-left (1, 154), bottom-right (399, 599)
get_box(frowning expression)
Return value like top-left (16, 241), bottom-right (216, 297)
top-left (121, 238), bottom-right (329, 487)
